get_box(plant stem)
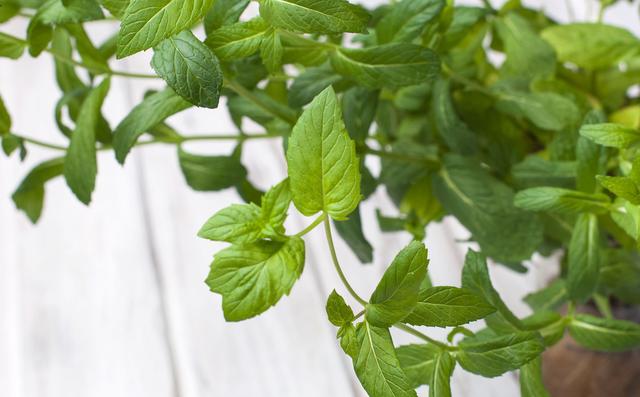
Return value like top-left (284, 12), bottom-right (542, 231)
top-left (295, 214), bottom-right (327, 237)
top-left (13, 135), bottom-right (68, 151)
top-left (364, 145), bottom-right (440, 169)
top-left (393, 323), bottom-right (450, 349)
top-left (323, 217), bottom-right (368, 306)
top-left (223, 78), bottom-right (297, 125)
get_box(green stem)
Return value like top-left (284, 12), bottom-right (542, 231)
top-left (295, 214), bottom-right (327, 237)
top-left (180, 132), bottom-right (284, 142)
top-left (223, 78), bottom-right (297, 125)
top-left (393, 323), bottom-right (450, 349)
top-left (323, 217), bottom-right (368, 306)
top-left (364, 145), bottom-right (440, 169)
top-left (45, 49), bottom-right (159, 79)
top-left (19, 135), bottom-right (68, 151)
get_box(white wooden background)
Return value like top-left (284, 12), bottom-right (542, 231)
top-left (0, 1), bottom-right (637, 396)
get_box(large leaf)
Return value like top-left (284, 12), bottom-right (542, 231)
top-left (178, 147), bottom-right (247, 192)
top-left (566, 213), bottom-right (601, 302)
top-left (259, 0), bottom-right (370, 34)
top-left (403, 286), bottom-right (495, 327)
top-left (569, 314), bottom-right (640, 352)
top-left (396, 343), bottom-right (440, 387)
top-left (580, 123), bottom-right (640, 148)
top-left (152, 30), bottom-right (223, 108)
top-left (366, 241), bottom-right (427, 327)
top-left (64, 78), bottom-right (110, 205)
top-left (205, 237), bottom-right (305, 321)
top-left (116, 0), bottom-right (213, 58)
top-left (205, 18), bottom-right (268, 61)
top-left (286, 86), bottom-right (361, 220)
top-left (429, 351), bottom-right (455, 397)
top-left (376, 0), bottom-right (444, 44)
top-left (514, 187), bottom-right (611, 215)
top-left (520, 357), bottom-right (550, 397)
top-left (0, 32), bottom-right (26, 59)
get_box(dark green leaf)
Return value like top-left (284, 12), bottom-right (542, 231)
top-left (12, 157), bottom-right (65, 223)
top-left (334, 207), bottom-right (373, 264)
top-left (403, 286), bottom-right (495, 327)
top-left (514, 187), bottom-right (611, 215)
top-left (566, 213), bottom-right (601, 302)
top-left (178, 147), bottom-right (247, 192)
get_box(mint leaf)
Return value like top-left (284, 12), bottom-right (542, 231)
top-left (259, 179), bottom-right (292, 237)
top-left (611, 199), bottom-right (640, 240)
top-left (376, 0), bottom-right (444, 44)
top-left (429, 351), bottom-right (455, 397)
top-left (260, 28), bottom-right (283, 73)
top-left (366, 241), bottom-right (427, 327)
top-left (598, 175), bottom-right (640, 205)
top-left (524, 280), bottom-right (567, 312)
top-left (206, 237), bottom-right (305, 321)
top-left (100, 0), bottom-right (129, 18)
top-left (353, 321), bottom-right (417, 397)
top-left (567, 213), bottom-right (601, 302)
top-left (326, 289), bottom-right (355, 326)
top-left (342, 87), bottom-right (378, 141)
top-left (511, 156), bottom-right (576, 188)
top-left (178, 147), bottom-right (247, 192)
top-left (259, 0), bottom-right (370, 34)
top-left (334, 207), bottom-right (374, 264)
top-left (113, 88), bottom-right (191, 164)
top-left (205, 18), bottom-right (268, 61)
top-left (288, 63), bottom-right (343, 108)
top-left (403, 286), bottom-right (496, 328)
top-left (432, 78), bottom-right (477, 155)
top-left (204, 0), bottom-right (250, 34)
top-left (580, 123), bottom-right (640, 148)
top-left (396, 343), bottom-right (440, 388)
top-left (117, 0), bottom-right (213, 58)
top-left (12, 157), bottom-right (65, 223)
top-left (331, 44), bottom-right (440, 88)
top-left (456, 332), bottom-right (544, 378)
top-left (151, 30), bottom-right (223, 108)
top-left (520, 357), bottom-right (550, 397)
top-left (64, 78), bottom-right (110, 205)
top-left (198, 204), bottom-right (263, 243)
top-left (286, 86), bottom-right (361, 220)
top-left (514, 187), bottom-right (611, 215)
top-left (569, 314), bottom-right (640, 352)
top-left (495, 90), bottom-right (580, 132)
top-left (0, 32), bottom-right (26, 59)
top-left (0, 94), bottom-right (11, 135)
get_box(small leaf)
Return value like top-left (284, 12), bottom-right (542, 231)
top-left (0, 32), bottom-right (26, 59)
top-left (288, 63), bottom-right (343, 108)
top-left (204, 0), bottom-right (250, 34)
top-left (205, 18), bottom-right (268, 61)
top-left (569, 314), bottom-right (640, 352)
top-left (342, 87), bottom-right (378, 141)
top-left (376, 0), bottom-right (444, 44)
top-left (366, 241), bottom-right (427, 327)
top-left (259, 179), bottom-right (292, 236)
top-left (198, 204), bottom-right (263, 243)
top-left (567, 213), bottom-right (601, 302)
top-left (12, 157), bottom-right (65, 223)
top-left (151, 30), bottom-right (223, 108)
top-left (353, 322), bottom-right (417, 397)
top-left (259, 0), bottom-right (370, 34)
top-left (597, 175), bottom-right (640, 205)
top-left (64, 78), bottom-right (110, 205)
top-left (429, 351), bottom-right (455, 397)
top-left (511, 156), bottom-right (576, 188)
top-left (0, 94), bottom-right (11, 135)
top-left (514, 187), bottom-right (611, 215)
top-left (286, 86), bottom-right (361, 220)
top-left (432, 78), bottom-right (477, 155)
top-left (178, 147), bottom-right (247, 192)
top-left (326, 289), bottom-right (355, 327)
top-left (580, 123), bottom-right (640, 148)
top-left (116, 0), bottom-right (214, 58)
top-left (495, 90), bottom-right (580, 132)
top-left (396, 343), bottom-right (440, 387)
top-left (205, 237), bottom-right (305, 321)
top-left (260, 29), bottom-right (283, 73)
top-left (524, 280), bottom-right (567, 312)
top-left (403, 286), bottom-right (496, 328)
top-left (520, 357), bottom-right (550, 397)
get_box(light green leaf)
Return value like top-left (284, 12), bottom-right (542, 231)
top-left (433, 155), bottom-right (543, 263)
top-left (204, 0), bottom-right (250, 34)
top-left (376, 0), bottom-right (444, 44)
top-left (0, 94), bottom-right (10, 135)
top-left (198, 204), bottom-right (263, 243)
top-left (100, 0), bottom-right (130, 18)
top-left (611, 199), bottom-right (640, 240)
top-left (520, 357), bottom-right (550, 397)
top-left (403, 286), bottom-right (496, 328)
top-left (334, 207), bottom-right (373, 264)
top-left (331, 43), bottom-right (440, 88)
top-left (178, 147), bottom-right (247, 192)
top-left (569, 314), bottom-right (640, 352)
top-left (429, 351), bottom-right (455, 397)
top-left (259, 0), bottom-right (370, 34)
top-left (12, 157), bottom-right (65, 223)
top-left (260, 28), bottom-right (283, 73)
top-left (541, 23), bottom-right (640, 69)
top-left (580, 123), bottom-right (640, 148)
top-left (205, 18), bottom-right (268, 61)
top-left (205, 237), bottom-right (305, 321)
top-left (514, 186), bottom-right (611, 215)
top-left (495, 91), bottom-right (580, 131)
top-left (597, 175), bottom-right (640, 204)
top-left (366, 241), bottom-right (427, 327)
top-left (286, 86), bottom-right (361, 220)
top-left (113, 88), bottom-right (191, 164)
top-left (396, 343), bottom-right (440, 387)
top-left (151, 30), bottom-right (223, 108)
top-left (0, 32), bottom-right (26, 59)
top-left (259, 179), bottom-right (292, 236)
top-left (64, 78), bottom-right (110, 205)
top-left (567, 213), bottom-right (601, 302)
top-left (354, 322), bottom-right (417, 397)
top-left (456, 332), bottom-right (544, 378)
top-left (432, 78), bottom-right (477, 155)
top-left (326, 289), bottom-right (355, 327)
top-left (116, 0), bottom-right (213, 58)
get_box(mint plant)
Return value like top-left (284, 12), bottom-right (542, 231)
top-left (2, 0), bottom-right (640, 395)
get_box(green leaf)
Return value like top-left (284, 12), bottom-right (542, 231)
top-left (100, 0), bottom-right (130, 18)
top-left (495, 91), bottom-right (580, 132)
top-left (597, 175), bottom-right (640, 205)
top-left (611, 199), bottom-right (640, 240)
top-left (567, 213), bottom-right (601, 302)
top-left (353, 322), bottom-right (417, 397)
top-left (342, 87), bottom-right (378, 141)
top-left (288, 64), bottom-right (343, 108)
top-left (286, 86), bottom-right (361, 220)
top-left (514, 187), bottom-right (611, 215)
top-left (366, 241), bottom-right (427, 327)
top-left (520, 357), bottom-right (550, 397)
top-left (433, 155), bottom-right (543, 263)
top-left (334, 207), bottom-right (373, 264)
top-left (326, 289), bottom-right (355, 327)
top-left (259, 0), bottom-right (370, 34)
top-left (12, 157), bottom-right (65, 223)
top-left (204, 0), bottom-right (250, 34)
top-left (0, 94), bottom-right (11, 135)
top-left (432, 78), bottom-right (477, 155)
top-left (116, 0), bottom-right (214, 58)
top-left (403, 286), bottom-right (495, 328)
top-left (569, 314), bottom-right (640, 352)
top-left (205, 18), bottom-right (268, 61)
top-left (338, 323), bottom-right (359, 359)
top-left (331, 44), bottom-right (440, 88)
top-left (456, 332), bottom-right (544, 378)
top-left (524, 280), bottom-right (567, 312)
top-left (376, 0), bottom-right (444, 44)
top-left (260, 28), bottom-right (283, 73)
top-left (259, 178), bottom-right (292, 236)
top-left (151, 30), bottom-right (223, 108)
top-left (178, 147), bottom-right (247, 192)
top-left (113, 88), bottom-right (191, 164)
top-left (461, 249), bottom-right (523, 331)
top-left (0, 32), bottom-right (26, 59)
top-left (511, 156), bottom-right (576, 188)
top-left (205, 237), bottom-right (305, 321)
top-left (429, 351), bottom-right (455, 397)
top-left (541, 23), bottom-right (640, 70)
top-left (64, 78), bottom-right (110, 205)
top-left (396, 343), bottom-right (440, 388)
top-left (580, 123), bottom-right (640, 148)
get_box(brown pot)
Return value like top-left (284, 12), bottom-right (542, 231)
top-left (542, 305), bottom-right (640, 396)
